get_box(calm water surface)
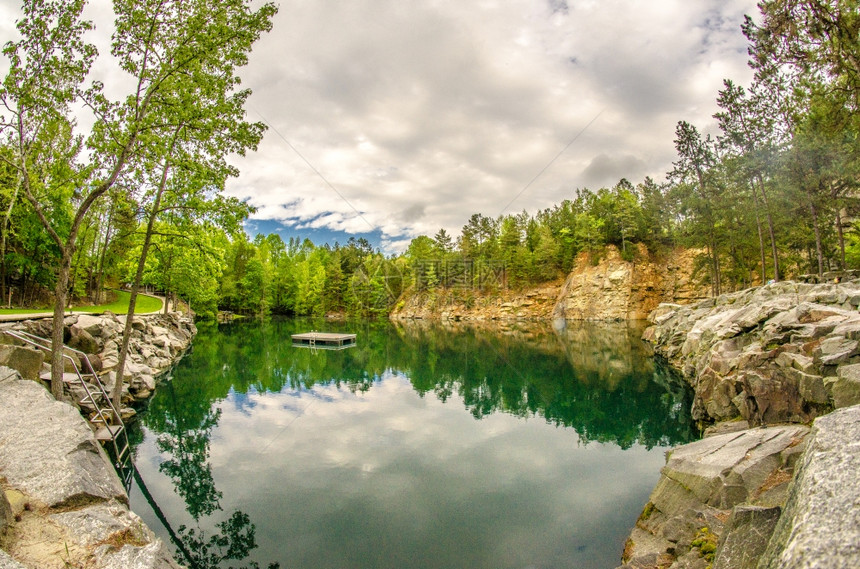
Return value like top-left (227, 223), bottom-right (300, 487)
top-left (128, 319), bottom-right (695, 569)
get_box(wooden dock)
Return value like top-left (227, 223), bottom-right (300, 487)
top-left (291, 332), bottom-right (357, 350)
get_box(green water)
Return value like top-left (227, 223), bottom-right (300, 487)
top-left (128, 318), bottom-right (696, 569)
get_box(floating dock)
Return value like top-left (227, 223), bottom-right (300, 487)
top-left (291, 332), bottom-right (357, 350)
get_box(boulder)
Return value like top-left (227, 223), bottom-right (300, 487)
top-left (0, 345), bottom-right (43, 381)
top-left (74, 314), bottom-right (107, 337)
top-left (48, 501), bottom-right (183, 569)
top-left (68, 324), bottom-right (101, 355)
top-left (828, 364), bottom-right (860, 408)
top-left (660, 426), bottom-right (808, 510)
top-left (758, 405), bottom-right (860, 569)
top-left (0, 550), bottom-right (27, 569)
top-left (0, 375), bottom-right (126, 508)
top-left (712, 505), bottom-right (781, 569)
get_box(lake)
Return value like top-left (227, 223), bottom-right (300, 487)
top-left (128, 318), bottom-right (696, 569)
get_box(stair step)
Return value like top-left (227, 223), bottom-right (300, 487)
top-left (40, 372), bottom-right (83, 383)
top-left (94, 424), bottom-right (124, 442)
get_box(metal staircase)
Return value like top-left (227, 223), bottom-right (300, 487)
top-left (5, 330), bottom-right (132, 486)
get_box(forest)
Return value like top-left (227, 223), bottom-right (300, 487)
top-left (2, 0), bottom-right (859, 323)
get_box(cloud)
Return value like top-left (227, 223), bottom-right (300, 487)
top-left (580, 153), bottom-right (648, 190)
top-left (1, 0), bottom-right (759, 252)
top-left (224, 0), bottom-right (760, 249)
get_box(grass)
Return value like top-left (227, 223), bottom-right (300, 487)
top-left (0, 290), bottom-right (162, 315)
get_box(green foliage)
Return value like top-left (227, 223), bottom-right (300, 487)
top-left (3, 0), bottom-right (860, 320)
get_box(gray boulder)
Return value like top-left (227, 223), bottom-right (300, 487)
top-left (0, 376), bottom-right (126, 508)
top-left (757, 405), bottom-right (860, 569)
top-left (0, 344), bottom-right (43, 381)
top-left (68, 324), bottom-right (101, 355)
top-left (0, 550), bottom-right (27, 569)
top-left (828, 363), bottom-right (860, 408)
top-left (713, 505), bottom-right (781, 569)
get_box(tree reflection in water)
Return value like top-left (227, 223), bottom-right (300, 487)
top-left (134, 318), bottom-right (697, 569)
top-left (138, 375), bottom-right (280, 569)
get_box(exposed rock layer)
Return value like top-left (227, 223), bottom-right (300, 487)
top-left (643, 280), bottom-right (860, 425)
top-left (391, 245), bottom-right (708, 321)
top-left (553, 245), bottom-right (708, 321)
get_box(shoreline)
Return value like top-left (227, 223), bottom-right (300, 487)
top-left (2, 282), bottom-right (859, 568)
top-left (0, 311), bottom-right (196, 569)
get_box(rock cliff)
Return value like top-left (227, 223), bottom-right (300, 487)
top-left (392, 245), bottom-right (707, 321)
top-left (552, 245), bottom-right (708, 321)
top-left (390, 281), bottom-right (563, 320)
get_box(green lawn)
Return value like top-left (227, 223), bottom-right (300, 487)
top-left (0, 290), bottom-right (163, 315)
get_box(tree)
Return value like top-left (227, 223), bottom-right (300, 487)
top-left (108, 0), bottom-right (275, 410)
top-left (433, 228), bottom-right (454, 255)
top-left (0, 0), bottom-right (276, 400)
top-left (715, 79), bottom-right (785, 281)
top-left (746, 1), bottom-right (860, 106)
top-left (671, 121), bottom-right (724, 296)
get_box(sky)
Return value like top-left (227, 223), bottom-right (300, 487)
top-left (0, 0), bottom-right (761, 252)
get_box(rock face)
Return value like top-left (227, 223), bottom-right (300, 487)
top-left (757, 405), bottom-right (860, 569)
top-left (0, 368), bottom-right (181, 568)
top-left (553, 245), bottom-right (708, 321)
top-left (391, 281), bottom-right (563, 320)
top-left (392, 245), bottom-right (707, 321)
top-left (0, 345), bottom-right (43, 382)
top-left (644, 280), bottom-right (860, 425)
top-left (617, 425), bottom-right (809, 569)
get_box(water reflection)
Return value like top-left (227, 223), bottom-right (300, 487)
top-left (130, 318), bottom-right (695, 569)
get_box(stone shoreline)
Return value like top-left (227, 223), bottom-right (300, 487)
top-left (2, 286), bottom-right (859, 569)
top-left (615, 280), bottom-right (860, 569)
top-left (0, 312), bottom-right (195, 569)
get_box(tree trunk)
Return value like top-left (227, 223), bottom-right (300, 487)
top-left (755, 175), bottom-right (780, 281)
top-left (112, 160), bottom-right (170, 411)
top-left (50, 252), bottom-right (73, 400)
top-left (835, 207), bottom-right (846, 270)
top-left (95, 201), bottom-right (116, 304)
top-left (750, 182), bottom-right (768, 284)
top-left (809, 198), bottom-right (825, 276)
top-left (1, 179), bottom-right (21, 305)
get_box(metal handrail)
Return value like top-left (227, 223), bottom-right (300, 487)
top-left (4, 330), bottom-right (130, 470)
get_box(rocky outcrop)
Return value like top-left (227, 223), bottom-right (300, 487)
top-left (643, 279), bottom-right (860, 425)
top-left (391, 245), bottom-right (707, 321)
top-left (0, 368), bottom-right (182, 569)
top-left (617, 425), bottom-right (809, 569)
top-left (391, 281), bottom-right (563, 320)
top-left (1, 312), bottom-right (196, 411)
top-left (621, 404), bottom-right (860, 569)
top-left (552, 245), bottom-right (708, 321)
top-left (757, 405), bottom-right (860, 569)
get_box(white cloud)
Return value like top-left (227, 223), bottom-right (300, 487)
top-left (226, 0), bottom-right (759, 247)
top-left (1, 0), bottom-right (760, 251)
